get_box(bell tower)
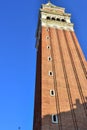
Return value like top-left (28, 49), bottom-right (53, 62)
top-left (33, 2), bottom-right (87, 130)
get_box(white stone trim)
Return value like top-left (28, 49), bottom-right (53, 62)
top-left (40, 3), bottom-right (74, 31)
top-left (41, 20), bottom-right (74, 31)
top-left (41, 12), bottom-right (71, 23)
top-left (42, 2), bottom-right (65, 13)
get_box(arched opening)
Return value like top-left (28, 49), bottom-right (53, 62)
top-left (46, 16), bottom-right (50, 20)
top-left (56, 18), bottom-right (60, 21)
top-left (50, 90), bottom-right (55, 96)
top-left (48, 56), bottom-right (52, 61)
top-left (46, 36), bottom-right (50, 40)
top-left (51, 17), bottom-right (55, 20)
top-left (47, 45), bottom-right (51, 49)
top-left (49, 71), bottom-right (53, 76)
top-left (61, 19), bottom-right (66, 22)
top-left (52, 115), bottom-right (58, 123)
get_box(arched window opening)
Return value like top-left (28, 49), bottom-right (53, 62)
top-left (46, 36), bottom-right (50, 40)
top-left (49, 71), bottom-right (53, 76)
top-left (50, 90), bottom-right (55, 96)
top-left (48, 56), bottom-right (52, 61)
top-left (47, 16), bottom-right (50, 20)
top-left (47, 45), bottom-right (51, 49)
top-left (52, 115), bottom-right (58, 123)
top-left (56, 18), bottom-right (60, 21)
top-left (61, 19), bottom-right (66, 22)
top-left (52, 17), bottom-right (55, 20)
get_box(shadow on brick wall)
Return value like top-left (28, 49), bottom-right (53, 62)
top-left (41, 98), bottom-right (87, 130)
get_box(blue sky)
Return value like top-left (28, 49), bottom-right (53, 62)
top-left (0, 0), bottom-right (87, 130)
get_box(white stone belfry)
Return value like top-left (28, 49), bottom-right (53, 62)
top-left (40, 2), bottom-right (74, 31)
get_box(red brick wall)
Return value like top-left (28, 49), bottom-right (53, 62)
top-left (33, 26), bottom-right (87, 130)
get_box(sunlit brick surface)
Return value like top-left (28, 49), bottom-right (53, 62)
top-left (33, 26), bottom-right (87, 130)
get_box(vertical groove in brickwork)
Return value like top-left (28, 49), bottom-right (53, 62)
top-left (70, 31), bottom-right (87, 79)
top-left (63, 30), bottom-right (87, 117)
top-left (56, 29), bottom-right (78, 130)
top-left (49, 27), bottom-right (62, 130)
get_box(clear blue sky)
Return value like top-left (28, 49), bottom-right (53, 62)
top-left (0, 0), bottom-right (87, 130)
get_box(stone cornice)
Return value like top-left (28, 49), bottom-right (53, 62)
top-left (42, 3), bottom-right (65, 11)
top-left (40, 9), bottom-right (71, 17)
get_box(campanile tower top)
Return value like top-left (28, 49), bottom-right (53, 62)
top-left (40, 2), bottom-right (74, 30)
top-left (33, 2), bottom-right (87, 130)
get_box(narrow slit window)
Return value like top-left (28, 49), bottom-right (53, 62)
top-left (49, 71), bottom-right (53, 76)
top-left (48, 56), bottom-right (52, 61)
top-left (52, 115), bottom-right (58, 123)
top-left (52, 17), bottom-right (55, 20)
top-left (47, 45), bottom-right (51, 49)
top-left (50, 90), bottom-right (55, 96)
top-left (46, 36), bottom-right (50, 39)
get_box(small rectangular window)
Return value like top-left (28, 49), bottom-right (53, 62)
top-left (46, 36), bottom-right (50, 39)
top-left (50, 90), bottom-right (55, 96)
top-left (48, 56), bottom-right (52, 61)
top-left (47, 45), bottom-right (51, 49)
top-left (52, 114), bottom-right (58, 123)
top-left (49, 71), bottom-right (53, 76)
